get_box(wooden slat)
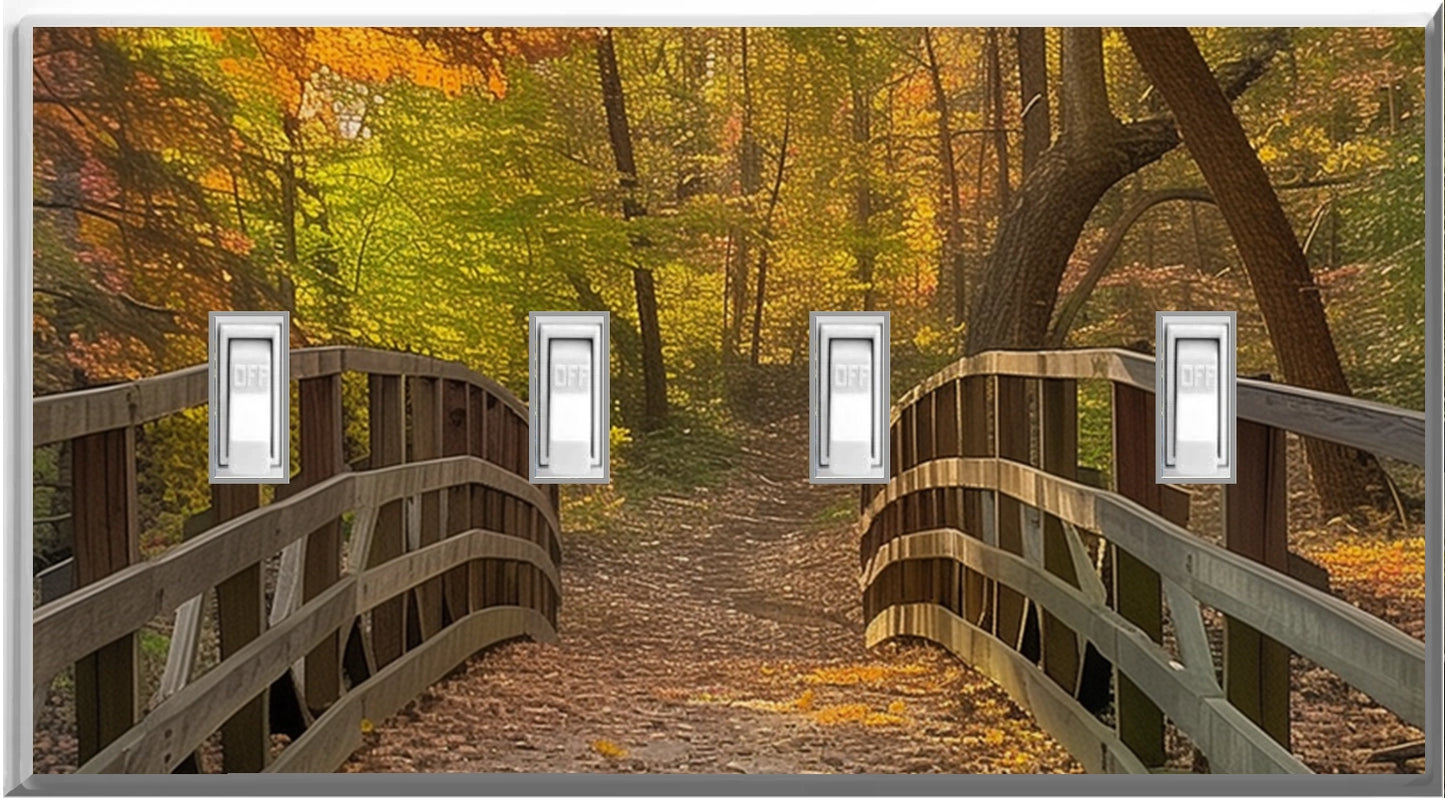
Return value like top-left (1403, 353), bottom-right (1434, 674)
top-left (993, 375), bottom-right (1030, 650)
top-left (78, 580), bottom-right (357, 774)
top-left (267, 606), bottom-right (555, 774)
top-left (1111, 382), bottom-right (1165, 768)
top-left (441, 379), bottom-right (472, 622)
top-left (212, 484), bottom-right (268, 772)
top-left (299, 375), bottom-right (344, 715)
top-left (858, 456), bottom-right (1427, 729)
top-left (366, 374), bottom-right (406, 669)
top-left (356, 530), bottom-right (560, 614)
top-left (1039, 378), bottom-right (1084, 698)
top-left (863, 536), bottom-right (1308, 773)
top-left (409, 376), bottom-right (445, 642)
top-left (34, 347), bottom-right (530, 447)
top-left (888, 349), bottom-right (1424, 466)
top-left (35, 456), bottom-right (559, 694)
top-left (71, 426), bottom-right (138, 766)
top-left (866, 602), bottom-right (1146, 774)
top-left (1223, 418), bottom-right (1291, 748)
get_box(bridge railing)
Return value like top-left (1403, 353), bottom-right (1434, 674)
top-left (860, 348), bottom-right (1426, 774)
top-left (32, 347), bottom-right (560, 773)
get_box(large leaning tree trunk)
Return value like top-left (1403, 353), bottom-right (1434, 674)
top-left (964, 27), bottom-right (1285, 357)
top-left (1015, 27), bottom-right (1051, 179)
top-left (598, 28), bottom-right (669, 431)
top-left (1125, 27), bottom-right (1386, 515)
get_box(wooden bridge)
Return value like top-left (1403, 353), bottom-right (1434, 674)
top-left (33, 347), bottom-right (560, 774)
top-left (30, 346), bottom-right (1427, 774)
top-left (859, 348), bottom-right (1427, 773)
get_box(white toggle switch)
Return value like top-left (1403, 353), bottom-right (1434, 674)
top-left (810, 311), bottom-right (889, 484)
top-left (530, 312), bottom-right (610, 484)
top-left (209, 312), bottom-right (289, 483)
top-left (1156, 311), bottom-right (1236, 484)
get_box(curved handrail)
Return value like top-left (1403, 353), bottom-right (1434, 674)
top-left (892, 348), bottom-right (1425, 466)
top-left (32, 346), bottom-right (528, 447)
top-left (860, 456), bottom-right (1427, 730)
top-left (33, 455), bottom-right (558, 687)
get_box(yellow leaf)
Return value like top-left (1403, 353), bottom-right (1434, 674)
top-left (591, 739), bottom-right (628, 759)
top-left (360, 718), bottom-right (375, 734)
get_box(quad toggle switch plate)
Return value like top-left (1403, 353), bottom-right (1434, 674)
top-left (810, 311), bottom-right (890, 484)
top-left (530, 312), bottom-right (610, 484)
top-left (1156, 311), bottom-right (1236, 484)
top-left (209, 311), bottom-right (290, 484)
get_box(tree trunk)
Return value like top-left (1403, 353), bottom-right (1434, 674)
top-left (726, 27), bottom-right (761, 363)
top-left (749, 112), bottom-right (791, 366)
top-left (597, 28), bottom-right (668, 431)
top-left (987, 28), bottom-right (1012, 216)
top-left (965, 27), bottom-right (1285, 357)
top-left (1016, 27), bottom-right (1051, 178)
top-left (923, 28), bottom-right (964, 324)
top-left (1125, 27), bottom-right (1384, 514)
top-left (847, 37), bottom-right (877, 311)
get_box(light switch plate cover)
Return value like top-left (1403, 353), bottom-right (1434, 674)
top-left (529, 311), bottom-right (610, 484)
top-left (1156, 310), bottom-right (1236, 484)
top-left (208, 311), bottom-right (290, 484)
top-left (810, 310), bottom-right (890, 484)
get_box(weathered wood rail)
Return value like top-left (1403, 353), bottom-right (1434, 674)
top-left (860, 348), bottom-right (1426, 774)
top-left (33, 347), bottom-right (561, 774)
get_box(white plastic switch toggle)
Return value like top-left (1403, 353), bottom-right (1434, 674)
top-left (210, 312), bottom-right (290, 484)
top-left (547, 338), bottom-right (593, 476)
top-left (811, 311), bottom-right (889, 484)
top-left (227, 338), bottom-right (273, 476)
top-left (827, 338), bottom-right (873, 476)
top-left (1157, 311), bottom-right (1235, 484)
top-left (530, 312), bottom-right (610, 484)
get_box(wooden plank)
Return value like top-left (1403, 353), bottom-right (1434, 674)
top-left (1110, 382), bottom-right (1165, 768)
top-left (859, 455), bottom-right (1427, 729)
top-left (993, 376), bottom-right (1030, 650)
top-left (866, 602), bottom-right (1146, 774)
top-left (212, 484), bottom-right (268, 772)
top-left (366, 374), bottom-right (406, 669)
top-left (71, 426), bottom-right (138, 766)
top-left (356, 530), bottom-right (560, 614)
top-left (960, 375), bottom-right (990, 626)
top-left (468, 386), bottom-right (488, 613)
top-left (299, 375), bottom-right (344, 715)
top-left (267, 606), bottom-right (556, 774)
top-left (409, 375), bottom-right (445, 642)
top-left (78, 580), bottom-right (357, 774)
top-left (441, 379), bottom-right (472, 623)
top-left (1223, 418), bottom-right (1291, 748)
top-left (863, 538), bottom-right (1308, 773)
top-left (886, 349), bottom-right (1423, 467)
top-left (35, 457), bottom-right (561, 686)
top-left (1039, 378), bottom-right (1084, 697)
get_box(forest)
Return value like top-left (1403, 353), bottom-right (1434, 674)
top-left (33, 25), bottom-right (1427, 560)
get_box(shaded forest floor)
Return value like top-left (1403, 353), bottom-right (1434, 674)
top-left (344, 414), bottom-right (1079, 774)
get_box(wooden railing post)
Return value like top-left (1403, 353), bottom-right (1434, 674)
top-left (71, 427), bottom-right (138, 765)
top-left (994, 375), bottom-right (1031, 650)
top-left (1223, 416), bottom-right (1291, 748)
top-left (409, 376), bottom-right (445, 640)
top-left (468, 386), bottom-right (489, 613)
top-left (1110, 382), bottom-right (1166, 768)
top-left (299, 374), bottom-right (343, 714)
top-left (960, 375), bottom-right (990, 626)
top-left (441, 379), bottom-right (472, 622)
top-left (1039, 378), bottom-right (1083, 693)
top-left (367, 374), bottom-right (406, 667)
top-left (214, 483), bottom-right (267, 771)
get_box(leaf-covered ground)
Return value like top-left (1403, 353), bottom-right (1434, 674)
top-left (344, 414), bottom-right (1079, 774)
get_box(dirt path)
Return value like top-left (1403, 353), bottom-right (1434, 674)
top-left (344, 415), bottom-right (1077, 774)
